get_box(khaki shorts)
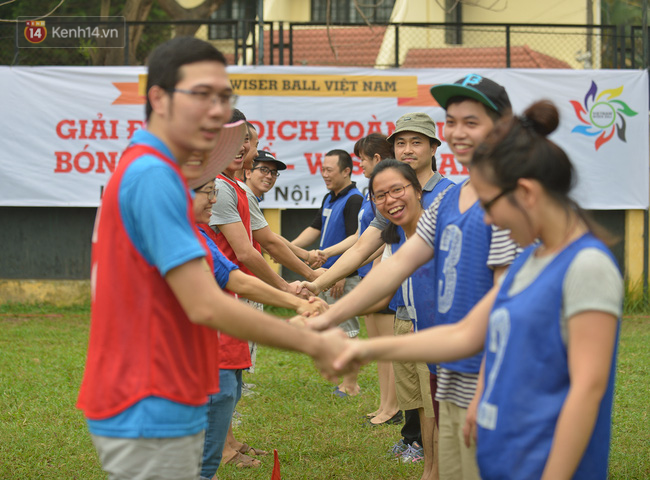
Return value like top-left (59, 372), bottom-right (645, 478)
top-left (438, 400), bottom-right (480, 480)
top-left (393, 317), bottom-right (435, 418)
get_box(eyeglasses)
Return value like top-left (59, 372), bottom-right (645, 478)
top-left (195, 188), bottom-right (218, 201)
top-left (170, 88), bottom-right (239, 109)
top-left (372, 184), bottom-right (412, 204)
top-left (480, 187), bottom-right (514, 214)
top-left (252, 166), bottom-right (280, 177)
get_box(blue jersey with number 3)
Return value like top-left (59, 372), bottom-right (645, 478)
top-left (433, 182), bottom-right (493, 374)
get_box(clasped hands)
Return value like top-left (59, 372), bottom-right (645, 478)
top-left (288, 310), bottom-right (368, 383)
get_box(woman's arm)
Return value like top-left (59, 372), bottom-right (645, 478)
top-left (302, 225), bottom-right (385, 294)
top-left (333, 285), bottom-right (498, 370)
top-left (541, 310), bottom-right (618, 480)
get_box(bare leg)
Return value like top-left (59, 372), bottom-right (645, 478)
top-left (222, 424), bottom-right (242, 463)
top-left (419, 407), bottom-right (438, 480)
top-left (364, 313), bottom-right (384, 416)
top-left (369, 313), bottom-right (400, 424)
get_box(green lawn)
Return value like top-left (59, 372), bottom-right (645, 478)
top-left (0, 304), bottom-right (648, 479)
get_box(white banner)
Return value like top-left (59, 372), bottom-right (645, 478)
top-left (0, 66), bottom-right (647, 209)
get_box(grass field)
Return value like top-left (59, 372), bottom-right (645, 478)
top-left (0, 303), bottom-right (648, 479)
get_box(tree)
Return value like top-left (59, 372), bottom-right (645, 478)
top-left (601, 0), bottom-right (645, 67)
top-left (92, 0), bottom-right (228, 65)
top-left (0, 0), bottom-right (230, 66)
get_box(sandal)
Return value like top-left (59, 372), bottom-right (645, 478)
top-left (238, 443), bottom-right (268, 456)
top-left (223, 451), bottom-right (261, 468)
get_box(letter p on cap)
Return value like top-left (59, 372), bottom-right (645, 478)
top-left (461, 74), bottom-right (483, 87)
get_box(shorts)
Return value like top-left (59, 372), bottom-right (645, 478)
top-left (393, 316), bottom-right (434, 418)
top-left (91, 432), bottom-right (204, 480)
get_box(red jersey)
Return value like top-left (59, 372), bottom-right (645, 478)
top-left (212, 174), bottom-right (257, 370)
top-left (77, 144), bottom-right (219, 420)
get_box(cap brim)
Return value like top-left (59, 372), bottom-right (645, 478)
top-left (272, 160), bottom-right (287, 170)
top-left (387, 127), bottom-right (441, 147)
top-left (187, 120), bottom-right (247, 189)
top-left (430, 84), bottom-right (498, 112)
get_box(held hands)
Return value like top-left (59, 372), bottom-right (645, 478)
top-left (306, 249), bottom-right (327, 268)
top-left (298, 280), bottom-right (322, 298)
top-left (312, 329), bottom-right (357, 383)
top-left (326, 335), bottom-right (371, 379)
top-left (296, 296), bottom-right (329, 317)
top-left (288, 280), bottom-right (314, 299)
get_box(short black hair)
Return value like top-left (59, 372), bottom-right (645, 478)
top-left (229, 108), bottom-right (246, 123)
top-left (145, 36), bottom-right (227, 119)
top-left (326, 149), bottom-right (353, 174)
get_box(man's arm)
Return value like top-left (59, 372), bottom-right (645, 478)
top-left (217, 221), bottom-right (291, 292)
top-left (253, 226), bottom-right (319, 281)
top-left (321, 231), bottom-right (358, 260)
top-left (307, 234), bottom-right (434, 330)
top-left (279, 235), bottom-right (326, 268)
top-left (291, 226), bottom-right (321, 249)
top-left (164, 258), bottom-right (343, 378)
top-left (226, 269), bottom-right (326, 316)
top-left (303, 225), bottom-right (385, 294)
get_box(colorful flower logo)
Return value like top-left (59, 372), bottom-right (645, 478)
top-left (570, 81), bottom-right (638, 150)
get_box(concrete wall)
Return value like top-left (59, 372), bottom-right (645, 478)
top-left (0, 206), bottom-right (629, 305)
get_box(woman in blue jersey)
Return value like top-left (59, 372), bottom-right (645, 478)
top-left (367, 159), bottom-right (444, 476)
top-left (332, 100), bottom-right (622, 480)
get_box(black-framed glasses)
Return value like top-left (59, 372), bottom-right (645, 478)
top-left (371, 184), bottom-right (412, 204)
top-left (170, 88), bottom-right (239, 109)
top-left (252, 166), bottom-right (280, 177)
top-left (480, 187), bottom-right (514, 214)
top-left (195, 188), bottom-right (218, 201)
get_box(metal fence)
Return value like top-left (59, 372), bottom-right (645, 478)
top-left (1, 20), bottom-right (646, 70)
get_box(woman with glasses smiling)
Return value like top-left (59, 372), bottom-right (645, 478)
top-left (367, 159), bottom-right (450, 471)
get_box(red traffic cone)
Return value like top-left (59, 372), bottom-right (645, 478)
top-left (271, 449), bottom-right (281, 480)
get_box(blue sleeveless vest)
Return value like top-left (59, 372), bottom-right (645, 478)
top-left (477, 234), bottom-right (620, 480)
top-left (357, 194), bottom-right (375, 278)
top-left (320, 185), bottom-right (363, 269)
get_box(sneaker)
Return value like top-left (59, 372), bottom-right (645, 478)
top-left (400, 441), bottom-right (424, 464)
top-left (388, 439), bottom-right (409, 458)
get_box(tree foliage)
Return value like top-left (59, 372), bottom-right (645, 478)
top-left (0, 0), bottom-right (228, 66)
